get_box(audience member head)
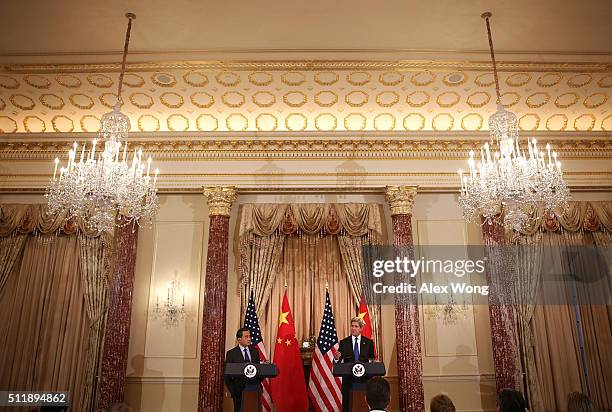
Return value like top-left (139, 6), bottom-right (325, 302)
top-left (431, 393), bottom-right (456, 412)
top-left (496, 388), bottom-right (526, 412)
top-left (105, 403), bottom-right (130, 412)
top-left (366, 376), bottom-right (390, 411)
top-left (567, 391), bottom-right (597, 412)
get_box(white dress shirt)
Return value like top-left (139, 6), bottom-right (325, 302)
top-left (238, 344), bottom-right (251, 362)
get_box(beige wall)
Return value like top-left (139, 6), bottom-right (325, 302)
top-left (123, 191), bottom-right (612, 412)
top-left (1, 191), bottom-right (611, 411)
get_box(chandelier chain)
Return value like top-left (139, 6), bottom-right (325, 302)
top-left (482, 12), bottom-right (502, 104)
top-left (117, 13), bottom-right (136, 106)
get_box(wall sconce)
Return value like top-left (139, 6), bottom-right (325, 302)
top-left (153, 279), bottom-right (187, 328)
top-left (423, 295), bottom-right (469, 326)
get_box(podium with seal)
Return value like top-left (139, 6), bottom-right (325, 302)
top-left (224, 362), bottom-right (278, 412)
top-left (332, 362), bottom-right (386, 412)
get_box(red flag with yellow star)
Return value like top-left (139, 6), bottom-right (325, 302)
top-left (271, 291), bottom-right (309, 411)
top-left (358, 293), bottom-right (377, 357)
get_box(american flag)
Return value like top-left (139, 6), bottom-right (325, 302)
top-left (244, 291), bottom-right (273, 411)
top-left (308, 290), bottom-right (342, 411)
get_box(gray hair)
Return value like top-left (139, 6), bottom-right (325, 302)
top-left (351, 316), bottom-right (365, 328)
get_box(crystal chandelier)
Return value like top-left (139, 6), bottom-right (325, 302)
top-left (458, 12), bottom-right (570, 231)
top-left (46, 13), bottom-right (159, 232)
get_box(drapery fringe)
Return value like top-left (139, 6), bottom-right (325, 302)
top-left (0, 204), bottom-right (103, 237)
top-left (510, 201), bottom-right (612, 235)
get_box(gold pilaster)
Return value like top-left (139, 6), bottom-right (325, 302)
top-left (385, 185), bottom-right (417, 215)
top-left (203, 186), bottom-right (237, 216)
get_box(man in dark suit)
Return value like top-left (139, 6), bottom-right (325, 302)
top-left (225, 327), bottom-right (261, 412)
top-left (333, 316), bottom-right (376, 412)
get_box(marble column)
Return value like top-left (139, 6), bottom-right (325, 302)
top-left (482, 215), bottom-right (521, 392)
top-left (96, 224), bottom-right (139, 409)
top-left (385, 186), bottom-right (425, 412)
top-left (198, 186), bottom-right (237, 412)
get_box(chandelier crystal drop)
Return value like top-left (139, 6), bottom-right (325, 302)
top-left (458, 12), bottom-right (570, 231)
top-left (46, 13), bottom-right (159, 232)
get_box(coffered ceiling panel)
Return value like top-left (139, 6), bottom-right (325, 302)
top-left (0, 63), bottom-right (610, 134)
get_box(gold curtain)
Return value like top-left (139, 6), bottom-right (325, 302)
top-left (238, 203), bottom-right (384, 356)
top-left (576, 231), bottom-right (612, 411)
top-left (0, 236), bottom-right (88, 411)
top-left (78, 234), bottom-right (113, 411)
top-left (260, 234), bottom-right (356, 353)
top-left (506, 231), bottom-right (545, 411)
top-left (241, 231), bottom-right (286, 317)
top-left (0, 234), bottom-right (26, 294)
top-left (0, 204), bottom-right (111, 412)
top-left (507, 201), bottom-right (612, 412)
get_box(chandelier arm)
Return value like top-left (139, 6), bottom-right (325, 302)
top-left (117, 12), bottom-right (136, 106)
top-left (482, 12), bottom-right (501, 104)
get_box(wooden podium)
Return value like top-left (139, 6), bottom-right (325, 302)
top-left (332, 362), bottom-right (386, 412)
top-left (224, 363), bottom-right (278, 412)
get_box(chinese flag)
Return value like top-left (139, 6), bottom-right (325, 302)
top-left (271, 292), bottom-right (309, 412)
top-left (357, 293), bottom-right (377, 357)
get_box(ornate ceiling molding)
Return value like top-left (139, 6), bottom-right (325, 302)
top-left (0, 132), bottom-right (609, 161)
top-left (2, 60), bottom-right (610, 73)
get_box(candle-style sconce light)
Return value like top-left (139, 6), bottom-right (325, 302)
top-left (153, 278), bottom-right (187, 328)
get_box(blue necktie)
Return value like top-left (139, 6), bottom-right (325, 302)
top-left (243, 348), bottom-right (251, 362)
top-left (353, 337), bottom-right (359, 362)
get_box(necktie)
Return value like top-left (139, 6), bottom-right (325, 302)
top-left (353, 337), bottom-right (359, 362)
top-left (243, 348), bottom-right (251, 362)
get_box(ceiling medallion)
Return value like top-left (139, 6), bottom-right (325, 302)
top-left (69, 94), bottom-right (95, 110)
top-left (443, 72), bottom-right (467, 86)
top-left (151, 72), bottom-right (177, 87)
top-left (55, 74), bottom-right (82, 88)
top-left (24, 75), bottom-right (51, 89)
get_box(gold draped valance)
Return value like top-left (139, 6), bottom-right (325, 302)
top-left (238, 203), bottom-right (384, 240)
top-left (515, 201), bottom-right (612, 235)
top-left (0, 204), bottom-right (102, 238)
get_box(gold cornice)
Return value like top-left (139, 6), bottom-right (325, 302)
top-left (0, 133), bottom-right (609, 161)
top-left (4, 47), bottom-right (611, 57)
top-left (2, 59), bottom-right (611, 74)
top-left (2, 130), bottom-right (608, 140)
top-left (203, 186), bottom-right (237, 216)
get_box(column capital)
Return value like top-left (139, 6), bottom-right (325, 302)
top-left (203, 186), bottom-right (237, 216)
top-left (385, 186), bottom-right (417, 216)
